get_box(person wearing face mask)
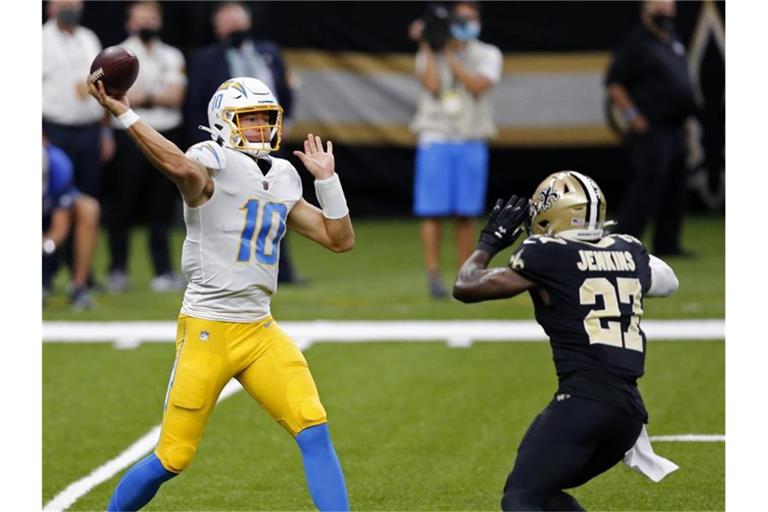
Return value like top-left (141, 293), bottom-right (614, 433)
top-left (43, 0), bottom-right (113, 297)
top-left (185, 2), bottom-right (293, 146)
top-left (43, 0), bottom-right (114, 198)
top-left (605, 0), bottom-right (698, 257)
top-left (103, 0), bottom-right (187, 294)
top-left (186, 1), bottom-right (305, 285)
top-left (408, 1), bottom-right (502, 299)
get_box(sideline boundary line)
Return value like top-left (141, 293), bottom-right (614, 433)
top-left (43, 320), bottom-right (725, 348)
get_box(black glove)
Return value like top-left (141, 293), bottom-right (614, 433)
top-left (477, 195), bottom-right (530, 256)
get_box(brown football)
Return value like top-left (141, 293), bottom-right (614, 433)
top-left (89, 46), bottom-right (139, 97)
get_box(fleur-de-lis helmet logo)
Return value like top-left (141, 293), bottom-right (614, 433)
top-left (535, 182), bottom-right (560, 213)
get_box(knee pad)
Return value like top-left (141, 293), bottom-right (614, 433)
top-left (156, 439), bottom-right (196, 473)
top-left (282, 376), bottom-right (327, 435)
top-left (299, 396), bottom-right (327, 425)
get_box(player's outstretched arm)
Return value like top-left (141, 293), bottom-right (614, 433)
top-left (453, 250), bottom-right (536, 303)
top-left (86, 79), bottom-right (211, 206)
top-left (453, 194), bottom-right (535, 302)
top-left (288, 199), bottom-right (354, 252)
top-left (289, 134), bottom-right (355, 252)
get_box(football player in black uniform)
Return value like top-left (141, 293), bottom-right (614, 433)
top-left (453, 171), bottom-right (679, 511)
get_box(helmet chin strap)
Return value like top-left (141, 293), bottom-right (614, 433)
top-left (198, 125), bottom-right (216, 136)
top-left (198, 125), bottom-right (226, 146)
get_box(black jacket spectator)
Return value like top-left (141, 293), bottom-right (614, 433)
top-left (185, 39), bottom-right (293, 144)
top-left (606, 25), bottom-right (696, 126)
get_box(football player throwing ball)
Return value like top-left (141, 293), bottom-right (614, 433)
top-left (88, 76), bottom-right (353, 511)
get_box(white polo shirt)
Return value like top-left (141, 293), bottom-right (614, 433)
top-left (42, 20), bottom-right (104, 126)
top-left (112, 36), bottom-right (186, 132)
top-left (411, 39), bottom-right (503, 143)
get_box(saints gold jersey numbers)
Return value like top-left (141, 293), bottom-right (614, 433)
top-left (579, 277), bottom-right (643, 352)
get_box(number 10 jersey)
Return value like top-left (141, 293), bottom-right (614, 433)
top-left (180, 147), bottom-right (303, 323)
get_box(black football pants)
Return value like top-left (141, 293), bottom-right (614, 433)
top-left (501, 395), bottom-right (643, 511)
top-left (618, 125), bottom-right (688, 254)
top-left (104, 128), bottom-right (181, 277)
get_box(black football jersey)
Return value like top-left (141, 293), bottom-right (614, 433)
top-left (509, 233), bottom-right (652, 420)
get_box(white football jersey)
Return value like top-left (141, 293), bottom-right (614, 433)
top-left (180, 144), bottom-right (302, 322)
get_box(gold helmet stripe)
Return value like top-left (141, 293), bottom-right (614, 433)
top-left (570, 171), bottom-right (599, 231)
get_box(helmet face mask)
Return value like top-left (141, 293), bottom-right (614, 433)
top-left (206, 77), bottom-right (283, 157)
top-left (529, 171), bottom-right (607, 241)
top-left (227, 106), bottom-right (282, 152)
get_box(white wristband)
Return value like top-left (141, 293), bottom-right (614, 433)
top-left (314, 173), bottom-right (349, 219)
top-left (117, 109), bottom-right (140, 129)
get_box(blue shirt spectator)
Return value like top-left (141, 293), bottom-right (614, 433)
top-left (43, 144), bottom-right (78, 231)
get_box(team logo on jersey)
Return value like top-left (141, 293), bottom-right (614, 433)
top-left (509, 249), bottom-right (525, 270)
top-left (199, 331), bottom-right (209, 342)
top-left (263, 180), bottom-right (269, 191)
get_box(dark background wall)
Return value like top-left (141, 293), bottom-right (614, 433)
top-left (43, 1), bottom-right (725, 217)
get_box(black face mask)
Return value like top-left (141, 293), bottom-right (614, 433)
top-left (651, 13), bottom-right (675, 33)
top-left (227, 30), bottom-right (249, 48)
top-left (57, 8), bottom-right (81, 26)
top-left (137, 28), bottom-right (159, 43)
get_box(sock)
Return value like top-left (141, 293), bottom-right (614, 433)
top-left (107, 452), bottom-right (177, 511)
top-left (295, 423), bottom-right (349, 511)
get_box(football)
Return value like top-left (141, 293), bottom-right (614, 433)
top-left (89, 46), bottom-right (139, 97)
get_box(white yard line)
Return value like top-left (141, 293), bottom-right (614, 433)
top-left (43, 319), bottom-right (725, 346)
top-left (650, 434), bottom-right (725, 442)
top-left (43, 380), bottom-right (244, 512)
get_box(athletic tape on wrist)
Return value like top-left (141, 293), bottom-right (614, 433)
top-left (117, 109), bottom-right (140, 129)
top-left (314, 173), bottom-right (349, 219)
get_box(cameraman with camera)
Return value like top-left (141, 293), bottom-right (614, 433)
top-left (409, 1), bottom-right (502, 299)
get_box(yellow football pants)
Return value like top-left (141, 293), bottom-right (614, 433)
top-left (155, 314), bottom-right (327, 473)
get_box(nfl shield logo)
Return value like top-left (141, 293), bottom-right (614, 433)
top-left (199, 331), bottom-right (209, 342)
top-left (263, 181), bottom-right (269, 191)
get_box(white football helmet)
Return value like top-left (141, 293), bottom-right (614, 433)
top-left (204, 77), bottom-right (283, 157)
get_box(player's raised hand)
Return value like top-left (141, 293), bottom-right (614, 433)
top-left (86, 77), bottom-right (130, 117)
top-left (477, 194), bottom-right (530, 256)
top-left (293, 133), bottom-right (335, 180)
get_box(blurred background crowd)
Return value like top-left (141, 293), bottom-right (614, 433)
top-left (41, 0), bottom-right (725, 310)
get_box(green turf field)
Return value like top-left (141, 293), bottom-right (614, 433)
top-left (43, 340), bottom-right (724, 511)
top-left (43, 216), bottom-right (725, 510)
top-left (43, 216), bottom-right (724, 321)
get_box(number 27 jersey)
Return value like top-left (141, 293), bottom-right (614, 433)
top-left (180, 147), bottom-right (302, 323)
top-left (509, 234), bottom-right (653, 418)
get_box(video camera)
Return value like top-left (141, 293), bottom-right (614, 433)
top-left (421, 3), bottom-right (452, 51)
